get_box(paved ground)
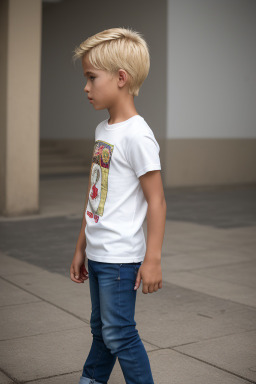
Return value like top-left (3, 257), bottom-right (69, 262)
top-left (0, 175), bottom-right (256, 384)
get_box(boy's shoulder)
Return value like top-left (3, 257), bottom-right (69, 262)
top-left (126, 116), bottom-right (158, 144)
top-left (94, 116), bottom-right (161, 177)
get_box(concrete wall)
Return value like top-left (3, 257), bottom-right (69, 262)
top-left (166, 0), bottom-right (256, 186)
top-left (167, 0), bottom-right (256, 139)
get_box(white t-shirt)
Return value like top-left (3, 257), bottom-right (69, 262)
top-left (84, 114), bottom-right (161, 263)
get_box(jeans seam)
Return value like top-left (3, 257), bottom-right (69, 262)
top-left (118, 268), bottom-right (142, 383)
top-left (89, 259), bottom-right (104, 382)
top-left (128, 343), bottom-right (142, 384)
top-left (120, 291), bottom-right (143, 384)
top-left (90, 346), bottom-right (104, 381)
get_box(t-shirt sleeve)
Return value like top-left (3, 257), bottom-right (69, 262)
top-left (126, 130), bottom-right (161, 178)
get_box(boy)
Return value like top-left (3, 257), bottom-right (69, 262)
top-left (70, 27), bottom-right (166, 384)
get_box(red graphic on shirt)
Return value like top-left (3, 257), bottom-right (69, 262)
top-left (87, 210), bottom-right (99, 223)
top-left (94, 214), bottom-right (99, 223)
top-left (90, 184), bottom-right (98, 200)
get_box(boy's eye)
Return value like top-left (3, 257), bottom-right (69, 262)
top-left (90, 76), bottom-right (95, 80)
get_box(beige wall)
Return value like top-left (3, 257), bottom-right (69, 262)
top-left (0, 0), bottom-right (42, 216)
top-left (0, 0), bottom-right (8, 214)
top-left (166, 138), bottom-right (256, 187)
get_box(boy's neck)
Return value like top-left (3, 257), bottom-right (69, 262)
top-left (107, 96), bottom-right (138, 125)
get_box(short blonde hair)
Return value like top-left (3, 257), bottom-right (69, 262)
top-left (72, 27), bottom-right (150, 97)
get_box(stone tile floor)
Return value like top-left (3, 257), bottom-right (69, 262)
top-left (0, 176), bottom-right (255, 383)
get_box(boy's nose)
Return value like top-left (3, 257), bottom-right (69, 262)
top-left (84, 82), bottom-right (89, 92)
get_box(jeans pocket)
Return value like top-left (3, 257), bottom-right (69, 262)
top-left (118, 263), bottom-right (138, 282)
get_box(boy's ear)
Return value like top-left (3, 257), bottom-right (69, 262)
top-left (118, 69), bottom-right (128, 85)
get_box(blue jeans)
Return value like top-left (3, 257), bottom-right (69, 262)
top-left (79, 259), bottom-right (155, 384)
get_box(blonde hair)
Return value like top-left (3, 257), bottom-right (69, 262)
top-left (72, 27), bottom-right (150, 97)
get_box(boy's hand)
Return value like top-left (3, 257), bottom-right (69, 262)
top-left (70, 249), bottom-right (88, 284)
top-left (134, 259), bottom-right (162, 294)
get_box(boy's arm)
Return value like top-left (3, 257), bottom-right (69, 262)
top-left (75, 164), bottom-right (92, 253)
top-left (134, 169), bottom-right (166, 294)
top-left (142, 170), bottom-right (166, 263)
top-left (70, 160), bottom-right (93, 284)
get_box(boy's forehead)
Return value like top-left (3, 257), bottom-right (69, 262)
top-left (81, 55), bottom-right (116, 78)
top-left (82, 55), bottom-right (97, 74)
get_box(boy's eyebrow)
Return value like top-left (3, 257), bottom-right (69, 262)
top-left (84, 71), bottom-right (96, 76)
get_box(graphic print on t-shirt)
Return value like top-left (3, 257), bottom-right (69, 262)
top-left (87, 140), bottom-right (114, 222)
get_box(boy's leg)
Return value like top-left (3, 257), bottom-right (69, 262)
top-left (79, 259), bottom-right (117, 384)
top-left (97, 261), bottom-right (155, 384)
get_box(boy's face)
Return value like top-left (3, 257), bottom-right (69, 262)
top-left (82, 54), bottom-right (120, 110)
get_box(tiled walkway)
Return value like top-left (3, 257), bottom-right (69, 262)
top-left (0, 176), bottom-right (255, 383)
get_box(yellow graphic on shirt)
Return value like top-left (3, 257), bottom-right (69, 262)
top-left (87, 140), bottom-right (114, 222)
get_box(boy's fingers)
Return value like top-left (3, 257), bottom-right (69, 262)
top-left (79, 264), bottom-right (88, 276)
top-left (70, 271), bottom-right (81, 283)
top-left (70, 266), bottom-right (83, 283)
top-left (70, 263), bottom-right (88, 283)
top-left (74, 268), bottom-right (80, 279)
top-left (134, 272), bottom-right (141, 290)
top-left (81, 272), bottom-right (88, 280)
top-left (81, 269), bottom-right (88, 278)
top-left (70, 266), bottom-right (75, 279)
